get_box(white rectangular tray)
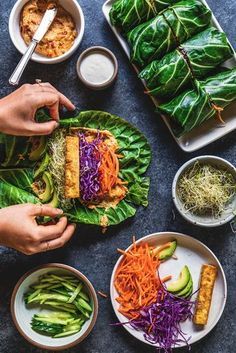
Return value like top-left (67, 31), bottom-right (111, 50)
top-left (102, 0), bottom-right (236, 152)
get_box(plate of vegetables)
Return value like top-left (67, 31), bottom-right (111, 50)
top-left (0, 109), bottom-right (151, 228)
top-left (103, 0), bottom-right (236, 152)
top-left (11, 263), bottom-right (98, 350)
top-left (110, 232), bottom-right (227, 351)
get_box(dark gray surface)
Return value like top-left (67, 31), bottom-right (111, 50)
top-left (0, 0), bottom-right (236, 352)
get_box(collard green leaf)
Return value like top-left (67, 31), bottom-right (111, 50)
top-left (158, 68), bottom-right (236, 136)
top-left (109, 0), bottom-right (178, 34)
top-left (125, 177), bottom-right (150, 207)
top-left (66, 199), bottom-right (136, 226)
top-left (0, 168), bottom-right (34, 193)
top-left (140, 27), bottom-right (233, 98)
top-left (0, 134), bottom-right (34, 168)
top-left (128, 0), bottom-right (211, 67)
top-left (0, 181), bottom-right (39, 208)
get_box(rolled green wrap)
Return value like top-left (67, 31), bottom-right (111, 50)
top-left (128, 0), bottom-right (212, 67)
top-left (139, 27), bottom-right (233, 98)
top-left (109, 0), bottom-right (178, 34)
top-left (157, 68), bottom-right (236, 136)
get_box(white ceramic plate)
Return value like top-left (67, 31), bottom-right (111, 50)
top-left (102, 0), bottom-right (236, 152)
top-left (110, 232), bottom-right (227, 348)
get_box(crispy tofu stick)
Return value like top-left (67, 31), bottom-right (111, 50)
top-left (65, 136), bottom-right (80, 199)
top-left (193, 264), bottom-right (218, 325)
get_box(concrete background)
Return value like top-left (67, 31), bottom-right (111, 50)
top-left (0, 0), bottom-right (235, 352)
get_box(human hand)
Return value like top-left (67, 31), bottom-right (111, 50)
top-left (0, 82), bottom-right (75, 136)
top-left (0, 204), bottom-right (76, 255)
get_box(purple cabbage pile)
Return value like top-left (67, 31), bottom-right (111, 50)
top-left (79, 133), bottom-right (102, 203)
top-left (127, 288), bottom-right (195, 352)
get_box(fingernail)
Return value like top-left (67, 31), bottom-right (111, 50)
top-left (56, 208), bottom-right (63, 214)
top-left (71, 223), bottom-right (76, 227)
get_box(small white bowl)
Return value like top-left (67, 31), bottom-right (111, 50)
top-left (11, 263), bottom-right (98, 350)
top-left (9, 0), bottom-right (85, 64)
top-left (172, 155), bottom-right (236, 227)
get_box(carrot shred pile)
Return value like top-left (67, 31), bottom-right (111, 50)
top-left (98, 143), bottom-right (122, 196)
top-left (114, 241), bottom-right (162, 319)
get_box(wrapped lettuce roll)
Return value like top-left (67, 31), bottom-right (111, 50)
top-left (157, 68), bottom-right (236, 136)
top-left (109, 0), bottom-right (178, 34)
top-left (140, 28), bottom-right (233, 98)
top-left (128, 0), bottom-right (211, 67)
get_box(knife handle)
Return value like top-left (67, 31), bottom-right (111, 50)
top-left (9, 41), bottom-right (38, 86)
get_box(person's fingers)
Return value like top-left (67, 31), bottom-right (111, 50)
top-left (37, 217), bottom-right (68, 240)
top-left (39, 223), bottom-right (76, 252)
top-left (26, 120), bottom-right (58, 135)
top-left (33, 83), bottom-right (75, 111)
top-left (41, 83), bottom-right (75, 111)
top-left (29, 204), bottom-right (63, 217)
top-left (33, 91), bottom-right (61, 120)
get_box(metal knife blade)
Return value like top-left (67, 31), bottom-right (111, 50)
top-left (33, 6), bottom-right (58, 43)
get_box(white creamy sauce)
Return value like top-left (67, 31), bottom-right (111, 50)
top-left (80, 52), bottom-right (115, 84)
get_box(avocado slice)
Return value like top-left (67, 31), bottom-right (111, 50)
top-left (182, 285), bottom-right (193, 298)
top-left (158, 240), bottom-right (177, 261)
top-left (167, 266), bottom-right (191, 293)
top-left (34, 153), bottom-right (50, 178)
top-left (48, 191), bottom-right (59, 208)
top-left (176, 276), bottom-right (193, 297)
top-left (38, 172), bottom-right (54, 203)
top-left (29, 136), bottom-right (47, 161)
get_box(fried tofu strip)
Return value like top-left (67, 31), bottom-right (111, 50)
top-left (65, 136), bottom-right (80, 199)
top-left (193, 264), bottom-right (218, 325)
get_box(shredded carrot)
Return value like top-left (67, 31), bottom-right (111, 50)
top-left (161, 275), bottom-right (172, 283)
top-left (97, 291), bottom-right (108, 298)
top-left (98, 142), bottom-right (122, 196)
top-left (114, 241), bottom-right (161, 319)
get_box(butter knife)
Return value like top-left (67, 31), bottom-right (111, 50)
top-left (9, 5), bottom-right (58, 86)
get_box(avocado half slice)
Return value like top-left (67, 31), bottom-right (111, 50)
top-left (29, 136), bottom-right (47, 161)
top-left (167, 265), bottom-right (191, 293)
top-left (176, 276), bottom-right (193, 297)
top-left (158, 240), bottom-right (177, 261)
top-left (38, 172), bottom-right (54, 203)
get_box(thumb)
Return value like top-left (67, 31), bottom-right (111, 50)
top-left (28, 121), bottom-right (58, 136)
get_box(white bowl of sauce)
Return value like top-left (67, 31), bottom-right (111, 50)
top-left (77, 46), bottom-right (118, 90)
top-left (9, 0), bottom-right (85, 64)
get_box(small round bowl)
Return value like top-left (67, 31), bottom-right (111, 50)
top-left (172, 155), bottom-right (236, 227)
top-left (9, 0), bottom-right (85, 64)
top-left (76, 46), bottom-right (118, 90)
top-left (11, 263), bottom-right (98, 350)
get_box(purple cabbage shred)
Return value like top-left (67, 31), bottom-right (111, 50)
top-left (79, 133), bottom-right (101, 203)
top-left (115, 288), bottom-right (196, 353)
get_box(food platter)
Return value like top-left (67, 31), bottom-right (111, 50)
top-left (110, 232), bottom-right (227, 348)
top-left (102, 0), bottom-right (236, 152)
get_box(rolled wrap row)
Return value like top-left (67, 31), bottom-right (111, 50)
top-left (127, 0), bottom-right (212, 67)
top-left (139, 27), bottom-right (233, 99)
top-left (157, 68), bottom-right (236, 136)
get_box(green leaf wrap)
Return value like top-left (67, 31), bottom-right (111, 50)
top-left (109, 0), bottom-right (178, 34)
top-left (157, 68), bottom-right (236, 136)
top-left (0, 110), bottom-right (151, 227)
top-left (128, 0), bottom-right (211, 67)
top-left (139, 27), bottom-right (233, 98)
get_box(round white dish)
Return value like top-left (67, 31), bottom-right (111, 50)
top-left (110, 232), bottom-right (227, 349)
top-left (9, 0), bottom-right (85, 64)
top-left (172, 155), bottom-right (236, 227)
top-left (11, 263), bottom-right (98, 351)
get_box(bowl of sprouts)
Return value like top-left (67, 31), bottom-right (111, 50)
top-left (172, 156), bottom-right (236, 227)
